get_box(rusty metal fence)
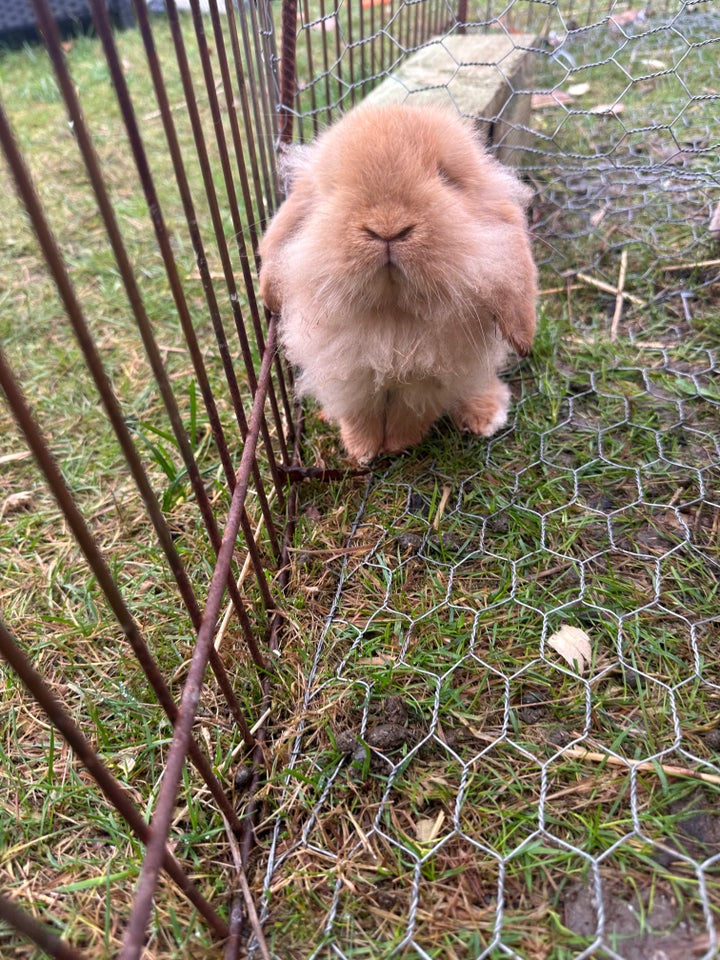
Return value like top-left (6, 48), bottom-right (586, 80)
top-left (0, 0), bottom-right (296, 956)
top-left (1, 0), bottom-right (719, 958)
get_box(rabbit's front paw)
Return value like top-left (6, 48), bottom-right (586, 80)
top-left (452, 381), bottom-right (511, 438)
top-left (339, 415), bottom-right (384, 464)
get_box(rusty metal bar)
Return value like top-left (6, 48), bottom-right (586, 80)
top-left (84, 0), bottom-right (276, 613)
top-left (0, 891), bottom-right (85, 960)
top-left (418, 0), bottom-right (428, 47)
top-left (29, 0), bottom-right (268, 676)
top-left (0, 617), bottom-right (229, 941)
top-left (369, 0), bottom-right (377, 90)
top-left (131, 0), bottom-right (286, 532)
top-left (457, 0), bottom-right (468, 33)
top-left (413, 0), bottom-right (422, 48)
top-left (222, 0), bottom-right (271, 248)
top-left (278, 0), bottom-right (299, 142)
top-left (381, 0), bottom-right (391, 81)
top-left (0, 341), bottom-right (248, 829)
top-left (359, 0), bottom-right (367, 95)
top-left (240, 409), bottom-right (304, 870)
top-left (119, 314), bottom-right (280, 960)
top-left (0, 62), bottom-right (260, 784)
top-left (256, 0), bottom-right (284, 163)
top-left (435, 0), bottom-right (445, 37)
top-left (163, 0), bottom-right (262, 398)
top-left (318, 0), bottom-right (333, 127)
top-left (230, 403), bottom-right (305, 958)
top-left (346, 0), bottom-right (356, 106)
top-left (233, 0), bottom-right (278, 208)
top-left (206, 0), bottom-right (296, 475)
top-left (2, 53), bottom-right (265, 725)
top-left (228, 0), bottom-right (297, 427)
top-left (163, 0), bottom-right (291, 499)
top-left (179, 0), bottom-right (291, 470)
top-left (300, 0), bottom-right (318, 128)
top-left (206, 0), bottom-right (263, 260)
top-left (222, 0), bottom-right (300, 467)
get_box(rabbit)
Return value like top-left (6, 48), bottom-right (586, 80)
top-left (258, 103), bottom-right (537, 463)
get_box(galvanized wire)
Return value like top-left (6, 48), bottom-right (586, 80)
top-left (258, 1), bottom-right (720, 958)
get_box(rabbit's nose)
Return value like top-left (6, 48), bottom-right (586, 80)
top-left (363, 224), bottom-right (415, 243)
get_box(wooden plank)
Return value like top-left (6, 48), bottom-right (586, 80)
top-left (362, 32), bottom-right (537, 164)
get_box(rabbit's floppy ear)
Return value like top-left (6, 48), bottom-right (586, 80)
top-left (463, 156), bottom-right (537, 357)
top-left (494, 280), bottom-right (537, 357)
top-left (258, 171), bottom-right (315, 313)
top-left (487, 203), bottom-right (537, 357)
top-left (495, 203), bottom-right (537, 357)
top-left (276, 141), bottom-right (316, 194)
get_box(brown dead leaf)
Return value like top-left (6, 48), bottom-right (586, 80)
top-left (547, 625), bottom-right (593, 674)
top-left (709, 202), bottom-right (720, 238)
top-left (415, 811), bottom-right (445, 844)
top-left (0, 451), bottom-right (32, 466)
top-left (1, 490), bottom-right (34, 519)
top-left (531, 92), bottom-right (573, 110)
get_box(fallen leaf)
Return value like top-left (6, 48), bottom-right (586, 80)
top-left (415, 811), bottom-right (445, 843)
top-left (567, 82), bottom-right (590, 97)
top-left (1, 490), bottom-right (34, 519)
top-left (641, 58), bottom-right (668, 71)
top-left (709, 202), bottom-right (720, 238)
top-left (116, 752), bottom-right (136, 777)
top-left (547, 625), bottom-right (593, 674)
top-left (432, 484), bottom-right (452, 530)
top-left (0, 451), bottom-right (32, 465)
top-left (587, 102), bottom-right (625, 115)
top-left (531, 91), bottom-right (573, 110)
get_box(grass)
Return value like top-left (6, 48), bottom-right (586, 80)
top-left (1, 1), bottom-right (719, 959)
top-left (263, 302), bottom-right (720, 958)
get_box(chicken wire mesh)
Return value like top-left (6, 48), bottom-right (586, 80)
top-left (0, 0), bottom-right (718, 958)
top-left (258, 1), bottom-right (720, 958)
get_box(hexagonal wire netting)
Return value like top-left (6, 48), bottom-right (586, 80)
top-left (257, 1), bottom-right (720, 958)
top-left (0, 0), bottom-right (718, 957)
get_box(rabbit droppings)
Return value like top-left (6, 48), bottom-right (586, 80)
top-left (259, 103), bottom-right (538, 463)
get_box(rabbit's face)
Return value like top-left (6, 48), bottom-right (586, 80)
top-left (338, 171), bottom-right (459, 283)
top-left (259, 104), bottom-right (537, 355)
top-left (294, 108), bottom-right (528, 312)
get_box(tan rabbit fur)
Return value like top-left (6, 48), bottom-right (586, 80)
top-left (259, 103), bottom-right (538, 462)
